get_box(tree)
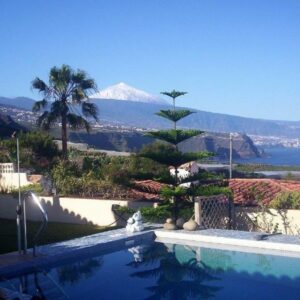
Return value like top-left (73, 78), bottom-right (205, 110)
top-left (0, 131), bottom-right (60, 173)
top-left (32, 64), bottom-right (98, 159)
top-left (140, 90), bottom-right (211, 221)
top-left (128, 243), bottom-right (220, 299)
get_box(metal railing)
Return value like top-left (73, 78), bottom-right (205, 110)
top-left (17, 191), bottom-right (48, 256)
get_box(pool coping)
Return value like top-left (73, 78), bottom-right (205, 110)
top-left (1, 226), bottom-right (300, 278)
top-left (0, 225), bottom-right (158, 278)
top-left (154, 228), bottom-right (300, 254)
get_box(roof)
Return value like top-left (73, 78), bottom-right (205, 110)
top-left (228, 178), bottom-right (300, 206)
top-left (130, 180), bottom-right (165, 201)
top-left (169, 161), bottom-right (198, 171)
top-left (27, 174), bottom-right (43, 184)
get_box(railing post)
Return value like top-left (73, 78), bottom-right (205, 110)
top-left (194, 197), bottom-right (202, 227)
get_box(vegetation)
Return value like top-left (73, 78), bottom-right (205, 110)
top-left (0, 131), bottom-right (60, 173)
top-left (138, 90), bottom-right (213, 221)
top-left (270, 192), bottom-right (300, 209)
top-left (10, 183), bottom-right (43, 198)
top-left (0, 218), bottom-right (116, 254)
top-left (32, 64), bottom-right (98, 159)
top-left (235, 163), bottom-right (300, 172)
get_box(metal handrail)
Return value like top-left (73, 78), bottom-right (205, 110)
top-left (24, 191), bottom-right (48, 256)
top-left (40, 270), bottom-right (70, 299)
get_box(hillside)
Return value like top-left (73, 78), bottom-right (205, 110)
top-left (69, 131), bottom-right (260, 159)
top-left (0, 113), bottom-right (27, 137)
top-left (0, 97), bottom-right (36, 111)
top-left (1, 95), bottom-right (300, 138)
top-left (90, 99), bottom-right (300, 138)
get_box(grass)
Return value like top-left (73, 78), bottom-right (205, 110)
top-left (0, 218), bottom-right (117, 255)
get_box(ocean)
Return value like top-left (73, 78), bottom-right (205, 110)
top-left (236, 147), bottom-right (300, 166)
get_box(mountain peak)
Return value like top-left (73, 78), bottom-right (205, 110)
top-left (90, 82), bottom-right (168, 104)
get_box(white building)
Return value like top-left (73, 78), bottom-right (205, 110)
top-left (170, 161), bottom-right (200, 180)
top-left (0, 163), bottom-right (38, 192)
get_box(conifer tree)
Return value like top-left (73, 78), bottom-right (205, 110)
top-left (140, 90), bottom-right (211, 221)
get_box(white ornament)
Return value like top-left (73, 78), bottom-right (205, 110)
top-left (126, 211), bottom-right (144, 233)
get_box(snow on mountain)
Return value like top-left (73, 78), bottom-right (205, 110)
top-left (90, 82), bottom-right (168, 105)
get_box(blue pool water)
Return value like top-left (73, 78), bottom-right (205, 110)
top-left (1, 241), bottom-right (300, 300)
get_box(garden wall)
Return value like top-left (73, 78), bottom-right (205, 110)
top-left (235, 207), bottom-right (300, 235)
top-left (0, 195), bottom-right (155, 227)
top-left (0, 173), bottom-right (31, 192)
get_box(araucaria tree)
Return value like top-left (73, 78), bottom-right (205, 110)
top-left (32, 64), bottom-right (98, 159)
top-left (140, 90), bottom-right (210, 221)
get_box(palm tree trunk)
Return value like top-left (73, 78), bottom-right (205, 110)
top-left (61, 113), bottom-right (68, 159)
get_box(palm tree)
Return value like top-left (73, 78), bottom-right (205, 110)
top-left (32, 64), bottom-right (98, 159)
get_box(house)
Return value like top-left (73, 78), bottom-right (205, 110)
top-left (169, 161), bottom-right (200, 180)
top-left (228, 178), bottom-right (300, 206)
top-left (0, 163), bottom-right (42, 192)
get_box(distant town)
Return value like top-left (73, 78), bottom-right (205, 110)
top-left (249, 134), bottom-right (300, 148)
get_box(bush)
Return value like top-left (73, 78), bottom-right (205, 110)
top-left (114, 203), bottom-right (193, 223)
top-left (0, 131), bottom-right (60, 173)
top-left (11, 183), bottom-right (44, 198)
top-left (270, 192), bottom-right (300, 210)
top-left (195, 185), bottom-right (233, 199)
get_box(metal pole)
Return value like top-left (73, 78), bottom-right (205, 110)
top-left (229, 133), bottom-right (233, 179)
top-left (16, 137), bottom-right (22, 254)
top-left (22, 197), bottom-right (27, 254)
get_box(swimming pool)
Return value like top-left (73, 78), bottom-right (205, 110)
top-left (1, 238), bottom-right (300, 300)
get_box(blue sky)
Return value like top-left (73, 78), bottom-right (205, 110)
top-left (1, 0), bottom-right (300, 120)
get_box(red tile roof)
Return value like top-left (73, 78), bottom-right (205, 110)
top-left (228, 178), bottom-right (300, 206)
top-left (130, 180), bottom-right (165, 201)
top-left (27, 174), bottom-right (43, 184)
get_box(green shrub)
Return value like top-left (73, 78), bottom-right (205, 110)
top-left (195, 185), bottom-right (233, 199)
top-left (140, 205), bottom-right (172, 222)
top-left (11, 183), bottom-right (44, 198)
top-left (270, 192), bottom-right (300, 210)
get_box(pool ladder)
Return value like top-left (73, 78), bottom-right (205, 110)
top-left (17, 191), bottom-right (48, 256)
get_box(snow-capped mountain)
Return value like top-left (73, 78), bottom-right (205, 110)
top-left (90, 82), bottom-right (168, 104)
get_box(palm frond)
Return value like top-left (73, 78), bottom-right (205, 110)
top-left (161, 90), bottom-right (187, 99)
top-left (82, 102), bottom-right (98, 120)
top-left (156, 110), bottom-right (194, 122)
top-left (37, 111), bottom-right (58, 130)
top-left (71, 70), bottom-right (86, 83)
top-left (49, 65), bottom-right (71, 95)
top-left (32, 99), bottom-right (48, 112)
top-left (67, 113), bottom-right (90, 132)
top-left (51, 100), bottom-right (69, 116)
top-left (80, 78), bottom-right (97, 91)
top-left (71, 88), bottom-right (86, 103)
top-left (31, 78), bottom-right (49, 94)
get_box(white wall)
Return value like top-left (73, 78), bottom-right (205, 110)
top-left (0, 195), bottom-right (155, 227)
top-left (235, 207), bottom-right (300, 235)
top-left (170, 162), bottom-right (199, 180)
top-left (0, 173), bottom-right (31, 192)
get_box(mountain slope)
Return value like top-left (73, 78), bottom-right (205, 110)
top-left (91, 99), bottom-right (300, 138)
top-left (70, 131), bottom-right (259, 158)
top-left (1, 95), bottom-right (300, 138)
top-left (0, 97), bottom-right (35, 111)
top-left (0, 113), bottom-right (27, 137)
